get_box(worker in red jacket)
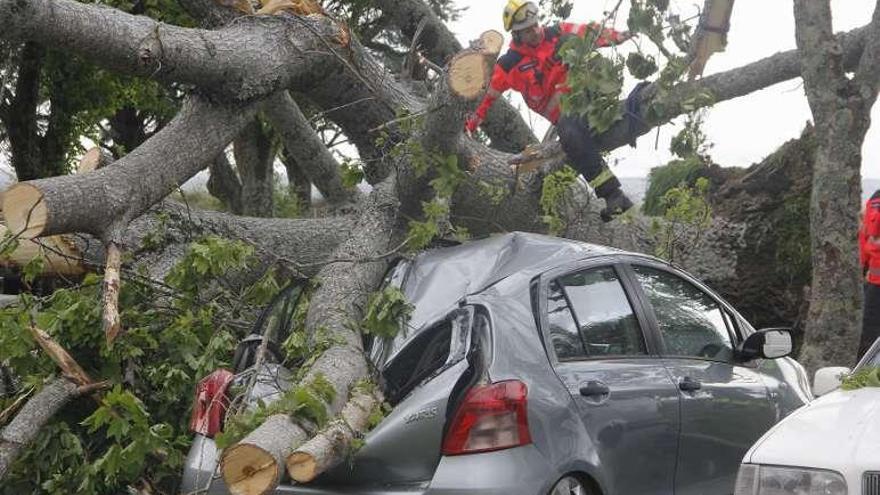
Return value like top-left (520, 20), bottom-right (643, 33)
top-left (859, 189), bottom-right (880, 359)
top-left (466, 0), bottom-right (634, 222)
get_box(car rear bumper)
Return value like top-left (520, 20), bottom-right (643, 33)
top-left (182, 435), bottom-right (555, 495)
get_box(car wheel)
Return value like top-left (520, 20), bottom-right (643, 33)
top-left (549, 475), bottom-right (591, 495)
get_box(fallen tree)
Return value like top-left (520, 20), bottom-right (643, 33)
top-left (1, 0), bottom-right (878, 491)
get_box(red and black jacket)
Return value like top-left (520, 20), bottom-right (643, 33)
top-left (861, 190), bottom-right (880, 285)
top-left (474, 22), bottom-right (625, 124)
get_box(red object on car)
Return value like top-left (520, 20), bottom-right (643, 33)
top-left (189, 369), bottom-right (235, 437)
top-left (442, 380), bottom-right (532, 455)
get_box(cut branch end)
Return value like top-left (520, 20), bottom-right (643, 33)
top-left (3, 184), bottom-right (48, 239)
top-left (447, 51), bottom-right (491, 100)
top-left (221, 444), bottom-right (281, 495)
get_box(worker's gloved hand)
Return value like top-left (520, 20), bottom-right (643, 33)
top-left (464, 113), bottom-right (482, 136)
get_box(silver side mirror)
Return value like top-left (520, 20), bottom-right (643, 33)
top-left (738, 328), bottom-right (793, 361)
top-left (812, 367), bottom-right (851, 397)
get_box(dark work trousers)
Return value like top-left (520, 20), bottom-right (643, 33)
top-left (858, 282), bottom-right (880, 360)
top-left (556, 114), bottom-right (621, 199)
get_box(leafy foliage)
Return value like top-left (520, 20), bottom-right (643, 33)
top-left (643, 158), bottom-right (705, 215)
top-left (1, 0), bottom-right (191, 180)
top-left (540, 165), bottom-right (579, 235)
top-left (558, 41), bottom-right (624, 133)
top-left (0, 233), bottom-right (288, 494)
top-left (643, 112), bottom-right (713, 216)
top-left (215, 374), bottom-right (336, 449)
top-left (361, 286), bottom-right (413, 338)
top-left (841, 367), bottom-right (880, 390)
top-left (649, 177), bottom-right (713, 262)
top-left (385, 111), bottom-right (468, 250)
top-left (165, 236), bottom-right (255, 300)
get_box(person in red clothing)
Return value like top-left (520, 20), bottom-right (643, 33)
top-left (465, 0), bottom-right (634, 221)
top-left (859, 189), bottom-right (880, 359)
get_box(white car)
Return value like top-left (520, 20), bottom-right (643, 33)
top-left (734, 338), bottom-right (880, 495)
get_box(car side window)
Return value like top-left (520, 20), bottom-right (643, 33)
top-left (631, 265), bottom-right (734, 361)
top-left (547, 266), bottom-right (647, 360)
top-left (548, 280), bottom-right (586, 359)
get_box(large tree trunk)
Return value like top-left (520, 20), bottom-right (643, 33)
top-left (794, 0), bottom-right (880, 371)
top-left (218, 39), bottom-right (487, 493)
top-left (220, 177), bottom-right (399, 495)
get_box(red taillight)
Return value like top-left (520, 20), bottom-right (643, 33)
top-left (189, 369), bottom-right (234, 437)
top-left (441, 380), bottom-right (532, 456)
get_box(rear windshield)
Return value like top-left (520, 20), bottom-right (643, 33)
top-left (381, 320), bottom-right (452, 405)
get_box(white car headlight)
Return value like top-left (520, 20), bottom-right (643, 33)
top-left (735, 464), bottom-right (847, 495)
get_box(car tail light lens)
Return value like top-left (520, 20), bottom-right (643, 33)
top-left (441, 380), bottom-right (532, 455)
top-left (189, 369), bottom-right (234, 437)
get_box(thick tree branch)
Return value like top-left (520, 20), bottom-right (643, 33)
top-left (233, 119), bottom-right (275, 218)
top-left (7, 202), bottom-right (355, 280)
top-left (6, 42), bottom-right (44, 181)
top-left (373, 0), bottom-right (537, 152)
top-left (0, 378), bottom-right (81, 480)
top-left (207, 152), bottom-right (244, 214)
top-left (286, 389), bottom-right (381, 482)
top-left (508, 25), bottom-right (872, 169)
top-left (0, 0), bottom-right (345, 101)
top-left (281, 152), bottom-right (313, 207)
top-left (3, 94), bottom-right (259, 239)
top-left (263, 92), bottom-right (352, 204)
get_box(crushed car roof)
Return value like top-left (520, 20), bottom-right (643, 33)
top-left (395, 231), bottom-right (622, 335)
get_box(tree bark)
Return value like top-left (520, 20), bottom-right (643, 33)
top-left (793, 0), bottom-right (880, 371)
top-left (3, 94), bottom-right (259, 240)
top-left (0, 0), bottom-right (346, 101)
top-left (207, 152), bottom-right (244, 214)
top-left (6, 42), bottom-right (45, 181)
top-left (286, 389), bottom-right (380, 483)
top-left (0, 202), bottom-right (355, 282)
top-left (0, 378), bottom-right (80, 480)
top-left (219, 177), bottom-right (397, 494)
top-left (281, 151), bottom-right (313, 208)
top-left (373, 0), bottom-right (537, 152)
top-left (264, 92), bottom-right (351, 204)
top-left (234, 119), bottom-right (275, 218)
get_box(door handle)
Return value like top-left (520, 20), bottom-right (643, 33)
top-left (579, 381), bottom-right (610, 397)
top-left (679, 377), bottom-right (702, 392)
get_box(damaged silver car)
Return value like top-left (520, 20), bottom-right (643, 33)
top-left (181, 232), bottom-right (812, 495)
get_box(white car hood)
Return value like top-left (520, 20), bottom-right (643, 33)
top-left (746, 387), bottom-right (880, 473)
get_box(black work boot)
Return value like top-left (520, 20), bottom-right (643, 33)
top-left (600, 189), bottom-right (634, 222)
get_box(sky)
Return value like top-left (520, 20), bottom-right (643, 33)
top-left (447, 0), bottom-right (880, 179)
